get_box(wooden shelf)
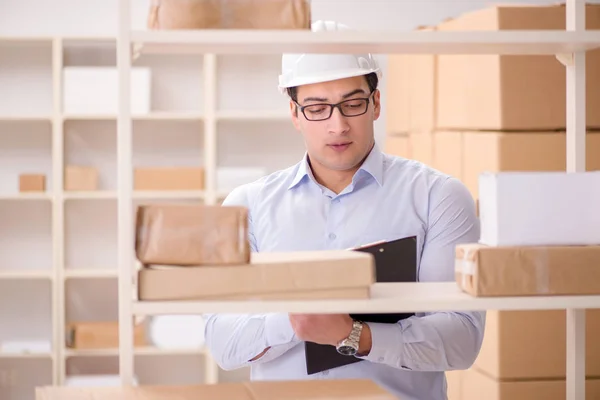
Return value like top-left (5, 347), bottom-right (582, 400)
top-left (216, 110), bottom-right (289, 121)
top-left (131, 30), bottom-right (600, 56)
top-left (0, 270), bottom-right (53, 280)
top-left (62, 112), bottom-right (203, 121)
top-left (0, 193), bottom-right (52, 201)
top-left (64, 269), bottom-right (118, 279)
top-left (64, 347), bottom-right (207, 357)
top-left (132, 282), bottom-right (600, 315)
top-left (0, 352), bottom-right (53, 359)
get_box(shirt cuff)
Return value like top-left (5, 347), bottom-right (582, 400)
top-left (264, 313), bottom-right (297, 347)
top-left (358, 322), bottom-right (405, 367)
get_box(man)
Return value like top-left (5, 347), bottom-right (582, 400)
top-left (204, 20), bottom-right (485, 400)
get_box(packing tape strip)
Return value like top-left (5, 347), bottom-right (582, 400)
top-left (535, 249), bottom-right (550, 295)
top-left (454, 246), bottom-right (476, 288)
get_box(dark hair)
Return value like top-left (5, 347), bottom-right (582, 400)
top-left (286, 72), bottom-right (379, 103)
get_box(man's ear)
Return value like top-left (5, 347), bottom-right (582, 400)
top-left (372, 89), bottom-right (381, 121)
top-left (290, 100), bottom-right (301, 131)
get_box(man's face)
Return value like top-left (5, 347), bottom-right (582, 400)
top-left (290, 76), bottom-right (381, 172)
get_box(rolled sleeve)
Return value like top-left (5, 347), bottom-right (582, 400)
top-left (265, 313), bottom-right (297, 347)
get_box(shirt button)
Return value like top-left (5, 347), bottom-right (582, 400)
top-left (378, 357), bottom-right (384, 362)
top-left (328, 233), bottom-right (336, 240)
top-left (322, 370), bottom-right (329, 376)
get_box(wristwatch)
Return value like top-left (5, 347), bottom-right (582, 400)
top-left (336, 320), bottom-right (363, 356)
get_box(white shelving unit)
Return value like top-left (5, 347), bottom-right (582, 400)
top-left (114, 1), bottom-right (600, 400)
top-left (1, 25), bottom-right (299, 397)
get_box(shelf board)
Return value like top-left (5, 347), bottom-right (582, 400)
top-left (0, 115), bottom-right (52, 122)
top-left (0, 193), bottom-right (52, 201)
top-left (216, 110), bottom-right (289, 121)
top-left (64, 269), bottom-right (118, 279)
top-left (63, 191), bottom-right (116, 200)
top-left (0, 352), bottom-right (53, 359)
top-left (63, 112), bottom-right (203, 122)
top-left (0, 270), bottom-right (53, 280)
top-left (64, 347), bottom-right (207, 357)
top-left (131, 30), bottom-right (600, 56)
top-left (133, 191), bottom-right (206, 200)
top-left (132, 282), bottom-right (600, 315)
top-left (63, 191), bottom-right (207, 200)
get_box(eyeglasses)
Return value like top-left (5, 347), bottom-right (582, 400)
top-left (296, 93), bottom-right (374, 121)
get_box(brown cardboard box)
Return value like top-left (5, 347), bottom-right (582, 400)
top-left (134, 167), bottom-right (204, 191)
top-left (455, 243), bottom-right (600, 297)
top-left (66, 321), bottom-right (146, 349)
top-left (446, 370), bottom-right (462, 400)
top-left (37, 379), bottom-right (396, 400)
top-left (460, 367), bottom-right (600, 400)
top-left (19, 174), bottom-right (45, 192)
top-left (135, 204), bottom-right (250, 266)
top-left (409, 131), bottom-right (434, 165)
top-left (138, 250), bottom-right (375, 301)
top-left (147, 0), bottom-right (311, 30)
top-left (432, 131), bottom-right (600, 199)
top-left (64, 165), bottom-right (98, 191)
top-left (386, 26), bottom-right (437, 134)
top-left (384, 134), bottom-right (411, 158)
top-left (432, 131), bottom-right (462, 179)
top-left (435, 4), bottom-right (600, 131)
top-left (471, 310), bottom-right (600, 380)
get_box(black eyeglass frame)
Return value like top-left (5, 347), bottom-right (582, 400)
top-left (294, 90), bottom-right (376, 121)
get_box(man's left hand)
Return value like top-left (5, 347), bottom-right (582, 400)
top-left (288, 314), bottom-right (353, 346)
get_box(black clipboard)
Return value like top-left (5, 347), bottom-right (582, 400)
top-left (304, 235), bottom-right (418, 375)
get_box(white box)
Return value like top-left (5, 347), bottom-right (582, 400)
top-left (63, 67), bottom-right (151, 115)
top-left (217, 167), bottom-right (268, 192)
top-left (479, 171), bottom-right (600, 246)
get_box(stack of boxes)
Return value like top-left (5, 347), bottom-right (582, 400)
top-left (134, 204), bottom-right (376, 301)
top-left (385, 4), bottom-right (600, 399)
top-left (385, 3), bottom-right (600, 203)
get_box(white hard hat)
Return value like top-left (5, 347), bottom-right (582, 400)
top-left (278, 20), bottom-right (382, 94)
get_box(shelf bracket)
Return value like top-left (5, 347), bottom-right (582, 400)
top-left (556, 53), bottom-right (574, 67)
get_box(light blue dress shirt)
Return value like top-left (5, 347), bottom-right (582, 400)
top-left (204, 143), bottom-right (486, 400)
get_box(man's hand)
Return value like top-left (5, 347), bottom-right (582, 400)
top-left (288, 314), bottom-right (354, 346)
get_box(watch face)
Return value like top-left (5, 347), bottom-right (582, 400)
top-left (337, 345), bottom-right (357, 356)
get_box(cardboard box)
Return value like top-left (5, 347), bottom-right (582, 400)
top-left (19, 174), bottom-right (45, 192)
top-left (459, 367), bottom-right (600, 400)
top-left (431, 131), bottom-right (463, 179)
top-left (435, 4), bottom-right (600, 131)
top-left (409, 131), bottom-right (434, 165)
top-left (64, 165), bottom-right (98, 191)
top-left (135, 204), bottom-right (250, 266)
top-left (471, 310), bottom-right (600, 380)
top-left (147, 0), bottom-right (311, 30)
top-left (386, 26), bottom-right (437, 134)
top-left (384, 134), bottom-right (411, 158)
top-left (37, 379), bottom-right (395, 400)
top-left (455, 243), bottom-right (600, 297)
top-left (134, 167), bottom-right (204, 191)
top-left (63, 67), bottom-right (151, 115)
top-left (446, 370), bottom-right (462, 400)
top-left (478, 171), bottom-right (600, 246)
top-left (432, 131), bottom-right (600, 199)
top-left (138, 250), bottom-right (375, 301)
top-left (66, 321), bottom-right (146, 349)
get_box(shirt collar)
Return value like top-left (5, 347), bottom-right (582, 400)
top-left (288, 142), bottom-right (384, 190)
